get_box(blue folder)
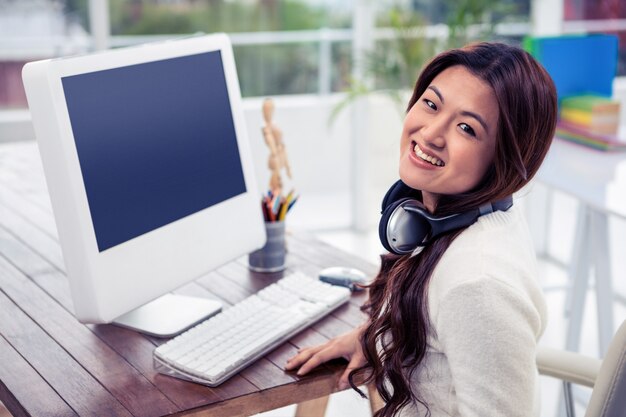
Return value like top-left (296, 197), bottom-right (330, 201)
top-left (524, 34), bottom-right (619, 101)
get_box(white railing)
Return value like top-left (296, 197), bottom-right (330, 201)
top-left (3, 20), bottom-right (625, 131)
top-left (563, 19), bottom-right (626, 33)
top-left (110, 29), bottom-right (354, 96)
top-left (6, 18), bottom-right (625, 101)
top-left (107, 22), bottom-right (533, 97)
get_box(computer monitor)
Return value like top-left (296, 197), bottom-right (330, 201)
top-left (22, 34), bottom-right (266, 336)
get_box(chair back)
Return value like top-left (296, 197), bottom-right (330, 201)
top-left (585, 320), bottom-right (626, 417)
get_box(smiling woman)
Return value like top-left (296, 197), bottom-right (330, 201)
top-left (286, 42), bottom-right (558, 417)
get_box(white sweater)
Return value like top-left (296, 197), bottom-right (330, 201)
top-left (397, 205), bottom-right (547, 417)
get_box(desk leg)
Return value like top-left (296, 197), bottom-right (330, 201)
top-left (557, 205), bottom-right (592, 417)
top-left (295, 395), bottom-right (330, 417)
top-left (565, 204), bottom-right (591, 352)
top-left (590, 210), bottom-right (614, 356)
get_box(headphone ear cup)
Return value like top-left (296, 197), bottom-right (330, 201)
top-left (379, 198), bottom-right (432, 255)
top-left (379, 197), bottom-right (408, 253)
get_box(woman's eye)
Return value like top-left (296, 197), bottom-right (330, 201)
top-left (422, 99), bottom-right (437, 110)
top-left (459, 123), bottom-right (476, 137)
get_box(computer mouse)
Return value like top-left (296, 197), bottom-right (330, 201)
top-left (319, 266), bottom-right (368, 292)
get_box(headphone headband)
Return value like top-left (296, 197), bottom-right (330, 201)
top-left (379, 180), bottom-right (513, 254)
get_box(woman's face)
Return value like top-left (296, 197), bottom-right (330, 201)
top-left (399, 65), bottom-right (499, 211)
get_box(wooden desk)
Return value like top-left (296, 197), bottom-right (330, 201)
top-left (0, 141), bottom-right (377, 417)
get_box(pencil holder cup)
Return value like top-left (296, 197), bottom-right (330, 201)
top-left (248, 221), bottom-right (286, 272)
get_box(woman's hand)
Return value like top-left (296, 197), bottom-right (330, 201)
top-left (285, 324), bottom-right (367, 390)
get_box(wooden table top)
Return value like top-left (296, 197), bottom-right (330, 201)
top-left (0, 141), bottom-right (377, 417)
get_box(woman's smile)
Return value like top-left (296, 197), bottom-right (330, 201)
top-left (411, 141), bottom-right (445, 167)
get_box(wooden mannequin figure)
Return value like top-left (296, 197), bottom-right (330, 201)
top-left (262, 98), bottom-right (292, 195)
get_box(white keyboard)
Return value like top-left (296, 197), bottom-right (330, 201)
top-left (153, 271), bottom-right (351, 386)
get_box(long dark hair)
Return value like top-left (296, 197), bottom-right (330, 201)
top-left (350, 42), bottom-right (557, 417)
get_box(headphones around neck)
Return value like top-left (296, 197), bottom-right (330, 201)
top-left (379, 180), bottom-right (514, 255)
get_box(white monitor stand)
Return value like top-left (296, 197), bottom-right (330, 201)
top-left (113, 294), bottom-right (222, 337)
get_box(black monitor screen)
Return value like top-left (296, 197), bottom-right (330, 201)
top-left (62, 51), bottom-right (247, 252)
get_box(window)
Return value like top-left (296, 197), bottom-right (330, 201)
top-left (105, 0), bottom-right (354, 97)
